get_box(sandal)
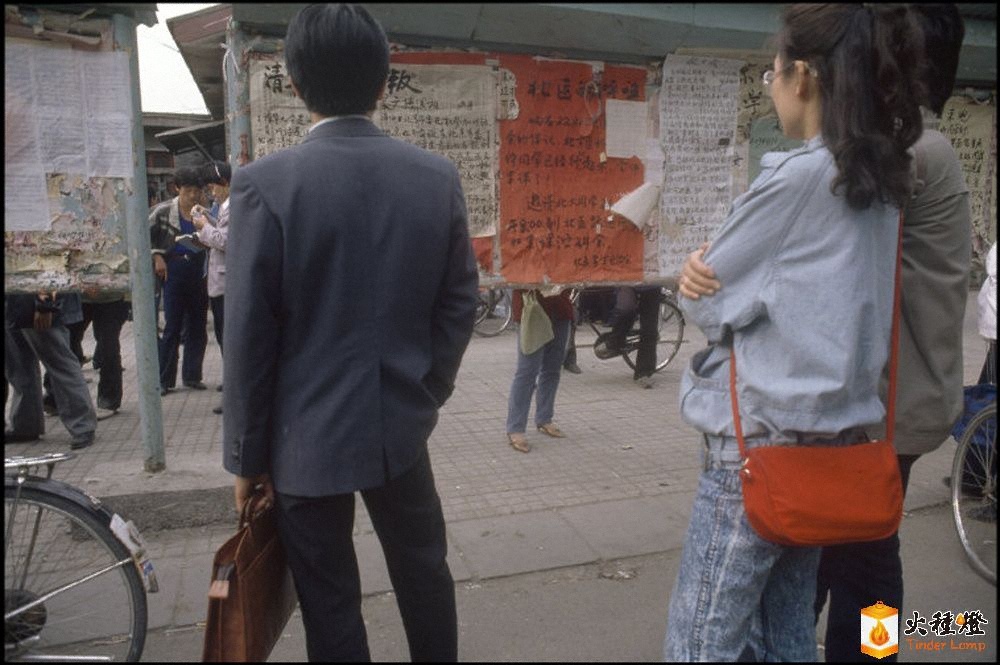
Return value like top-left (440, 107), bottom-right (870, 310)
top-left (507, 433), bottom-right (531, 453)
top-left (536, 423), bottom-right (566, 438)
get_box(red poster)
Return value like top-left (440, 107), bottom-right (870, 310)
top-left (499, 56), bottom-right (645, 283)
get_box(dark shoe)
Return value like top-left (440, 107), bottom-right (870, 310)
top-left (43, 402), bottom-right (58, 417)
top-left (563, 362), bottom-right (582, 374)
top-left (216, 384), bottom-right (223, 392)
top-left (160, 386), bottom-right (172, 397)
top-left (5, 429), bottom-right (40, 444)
top-left (593, 335), bottom-right (624, 360)
top-left (70, 433), bottom-right (95, 450)
top-left (184, 381), bottom-right (208, 390)
top-left (212, 404), bottom-right (223, 415)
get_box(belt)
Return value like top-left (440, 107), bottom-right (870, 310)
top-left (701, 432), bottom-right (782, 470)
top-left (702, 434), bottom-right (749, 470)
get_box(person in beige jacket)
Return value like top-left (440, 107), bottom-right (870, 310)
top-left (194, 160), bottom-right (231, 414)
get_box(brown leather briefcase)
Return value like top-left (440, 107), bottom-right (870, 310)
top-left (202, 494), bottom-right (298, 662)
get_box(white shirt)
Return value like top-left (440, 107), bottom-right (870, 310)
top-left (307, 114), bottom-right (372, 133)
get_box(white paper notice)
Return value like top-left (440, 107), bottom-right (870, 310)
top-left (82, 50), bottom-right (135, 177)
top-left (33, 46), bottom-right (88, 174)
top-left (658, 55), bottom-right (742, 277)
top-left (5, 41), bottom-right (134, 180)
top-left (6, 41), bottom-right (50, 231)
top-left (605, 99), bottom-right (647, 159)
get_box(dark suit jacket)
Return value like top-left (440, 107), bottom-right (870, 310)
top-left (223, 117), bottom-right (479, 496)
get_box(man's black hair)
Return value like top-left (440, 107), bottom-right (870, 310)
top-left (173, 165), bottom-right (203, 189)
top-left (202, 160), bottom-right (232, 185)
top-left (284, 3), bottom-right (390, 117)
top-left (910, 4), bottom-right (965, 116)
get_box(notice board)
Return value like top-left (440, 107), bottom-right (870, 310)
top-left (244, 44), bottom-right (650, 286)
top-left (241, 43), bottom-right (996, 286)
top-left (4, 17), bottom-right (136, 294)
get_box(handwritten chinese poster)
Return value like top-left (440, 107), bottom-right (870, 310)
top-left (498, 55), bottom-right (645, 283)
top-left (658, 55), bottom-right (742, 277)
top-left (940, 95), bottom-right (997, 264)
top-left (249, 54), bottom-right (499, 238)
top-left (374, 64), bottom-right (498, 238)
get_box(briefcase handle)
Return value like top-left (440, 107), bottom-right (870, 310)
top-left (238, 489), bottom-right (273, 531)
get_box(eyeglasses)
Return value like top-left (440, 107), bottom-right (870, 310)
top-left (762, 63), bottom-right (796, 88)
top-left (762, 61), bottom-right (817, 88)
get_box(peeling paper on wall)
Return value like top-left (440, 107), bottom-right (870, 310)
top-left (497, 68), bottom-right (519, 120)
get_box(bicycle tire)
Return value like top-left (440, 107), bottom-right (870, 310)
top-left (950, 403), bottom-right (997, 585)
top-left (473, 288), bottom-right (513, 337)
top-left (622, 294), bottom-right (685, 373)
top-left (5, 484), bottom-right (148, 661)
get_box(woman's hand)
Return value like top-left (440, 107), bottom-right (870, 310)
top-left (678, 243), bottom-right (721, 300)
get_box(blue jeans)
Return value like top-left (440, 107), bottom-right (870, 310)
top-left (506, 318), bottom-right (570, 433)
top-left (663, 436), bottom-right (821, 662)
top-left (158, 253), bottom-right (208, 388)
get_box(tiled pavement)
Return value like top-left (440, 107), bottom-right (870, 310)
top-left (4, 293), bottom-right (993, 634)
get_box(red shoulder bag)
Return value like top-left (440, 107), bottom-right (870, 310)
top-left (730, 213), bottom-right (905, 547)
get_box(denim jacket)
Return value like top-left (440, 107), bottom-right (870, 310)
top-left (679, 136), bottom-right (899, 443)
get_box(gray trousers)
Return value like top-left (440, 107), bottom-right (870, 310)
top-left (5, 325), bottom-right (96, 439)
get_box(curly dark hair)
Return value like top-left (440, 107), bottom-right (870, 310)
top-left (777, 4), bottom-right (929, 210)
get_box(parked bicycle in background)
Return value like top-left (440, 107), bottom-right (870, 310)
top-left (474, 287), bottom-right (513, 337)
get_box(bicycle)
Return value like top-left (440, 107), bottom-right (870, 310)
top-left (474, 287), bottom-right (513, 337)
top-left (949, 383), bottom-right (997, 585)
top-left (572, 286), bottom-right (686, 375)
top-left (5, 452), bottom-right (158, 661)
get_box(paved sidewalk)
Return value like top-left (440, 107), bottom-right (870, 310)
top-left (5, 293), bottom-right (995, 660)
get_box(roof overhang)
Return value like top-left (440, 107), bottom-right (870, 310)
top-left (171, 3), bottom-right (997, 120)
top-left (154, 120), bottom-right (226, 159)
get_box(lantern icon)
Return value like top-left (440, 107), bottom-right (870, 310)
top-left (860, 601), bottom-right (899, 659)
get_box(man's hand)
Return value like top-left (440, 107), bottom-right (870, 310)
top-left (153, 254), bottom-right (167, 281)
top-left (34, 291), bottom-right (55, 331)
top-left (678, 243), bottom-right (721, 300)
top-left (33, 310), bottom-right (53, 331)
top-left (234, 473), bottom-right (275, 514)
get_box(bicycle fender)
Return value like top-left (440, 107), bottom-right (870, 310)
top-left (5, 474), bottom-right (108, 519)
top-left (5, 475), bottom-right (160, 592)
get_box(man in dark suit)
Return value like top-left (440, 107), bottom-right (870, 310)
top-left (223, 4), bottom-right (479, 661)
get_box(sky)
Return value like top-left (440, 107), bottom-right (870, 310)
top-left (136, 3), bottom-right (219, 114)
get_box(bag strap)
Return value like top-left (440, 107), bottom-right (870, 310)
top-left (729, 211), bottom-right (904, 457)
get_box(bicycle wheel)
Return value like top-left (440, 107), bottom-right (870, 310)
top-left (951, 403), bottom-right (997, 585)
top-left (5, 484), bottom-right (147, 661)
top-left (473, 288), bottom-right (512, 337)
top-left (622, 293), bottom-right (685, 373)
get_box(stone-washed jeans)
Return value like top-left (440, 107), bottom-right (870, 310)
top-left (663, 434), bottom-right (823, 662)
